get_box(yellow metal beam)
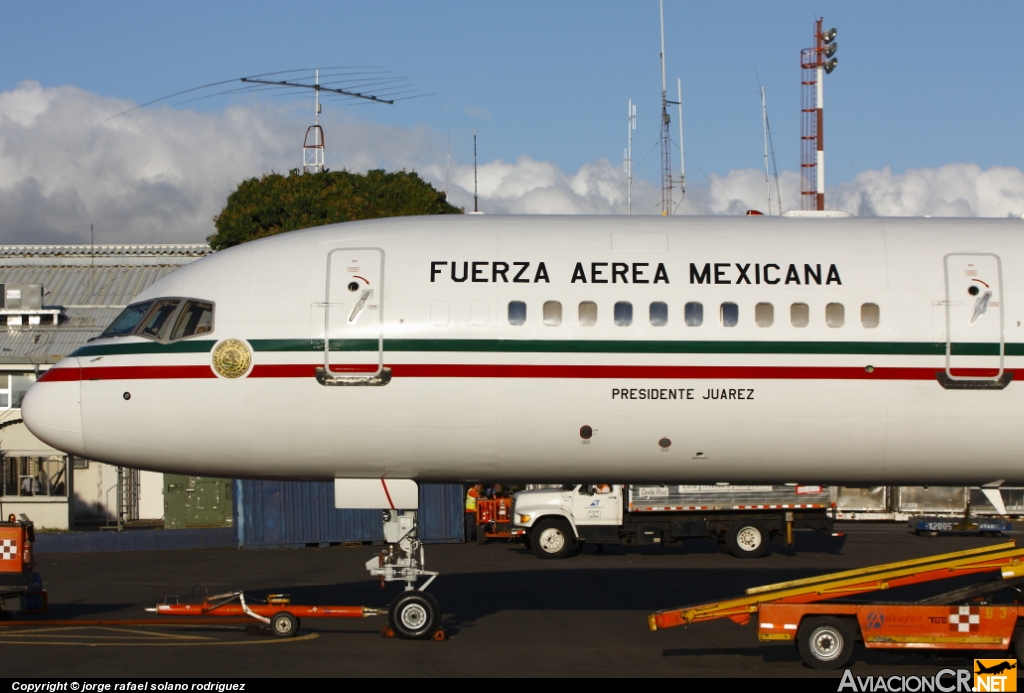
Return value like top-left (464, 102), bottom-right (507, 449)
top-left (651, 542), bottom-right (1024, 630)
top-left (746, 542), bottom-right (1017, 595)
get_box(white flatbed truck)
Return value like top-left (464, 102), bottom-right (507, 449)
top-left (511, 484), bottom-right (837, 559)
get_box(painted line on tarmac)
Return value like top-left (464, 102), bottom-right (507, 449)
top-left (0, 625), bottom-right (320, 646)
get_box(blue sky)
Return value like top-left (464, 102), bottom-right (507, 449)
top-left (1, 2), bottom-right (1023, 243)
top-left (3, 1), bottom-right (1021, 186)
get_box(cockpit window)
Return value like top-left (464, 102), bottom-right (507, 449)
top-left (98, 297), bottom-right (214, 342)
top-left (100, 301), bottom-right (155, 338)
top-left (138, 300), bottom-right (182, 338)
top-left (170, 301), bottom-right (214, 340)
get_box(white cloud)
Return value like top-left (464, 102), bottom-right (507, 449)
top-left (829, 165), bottom-right (1024, 218)
top-left (1, 81), bottom-right (1022, 246)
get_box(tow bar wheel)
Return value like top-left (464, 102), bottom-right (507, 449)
top-left (797, 616), bottom-right (854, 670)
top-left (270, 611), bottom-right (299, 638)
top-left (388, 591), bottom-right (440, 640)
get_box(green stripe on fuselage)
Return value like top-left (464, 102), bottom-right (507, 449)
top-left (71, 340), bottom-right (217, 357)
top-left (71, 338), bottom-right (1019, 358)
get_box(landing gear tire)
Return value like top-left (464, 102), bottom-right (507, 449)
top-left (726, 521), bottom-right (769, 559)
top-left (531, 519), bottom-right (576, 559)
top-left (270, 611), bottom-right (298, 638)
top-left (798, 616), bottom-right (854, 670)
top-left (388, 590), bottom-right (441, 640)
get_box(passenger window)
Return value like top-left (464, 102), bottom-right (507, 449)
top-left (826, 303), bottom-right (845, 328)
top-left (614, 302), bottom-right (632, 326)
top-left (720, 302), bottom-right (738, 327)
top-left (169, 300), bottom-right (214, 340)
top-left (430, 300), bottom-right (449, 326)
top-left (649, 302), bottom-right (668, 327)
top-left (684, 302), bottom-right (703, 327)
top-left (755, 302), bottom-right (774, 328)
top-left (791, 303), bottom-right (809, 328)
top-left (861, 303), bottom-right (880, 328)
top-left (137, 299), bottom-right (181, 338)
top-left (579, 301), bottom-right (597, 327)
top-left (543, 301), bottom-right (562, 326)
top-left (507, 301), bottom-right (526, 326)
top-left (100, 300), bottom-right (155, 337)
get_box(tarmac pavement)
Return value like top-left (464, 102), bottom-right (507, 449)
top-left (5, 522), bottom-right (1023, 679)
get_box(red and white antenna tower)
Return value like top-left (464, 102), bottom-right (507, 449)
top-left (800, 19), bottom-right (838, 210)
top-left (303, 69), bottom-right (325, 173)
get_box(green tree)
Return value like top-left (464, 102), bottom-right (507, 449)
top-left (208, 168), bottom-right (462, 250)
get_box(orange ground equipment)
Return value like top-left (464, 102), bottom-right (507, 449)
top-left (476, 497), bottom-right (513, 544)
top-left (649, 541), bottom-right (1024, 670)
top-left (149, 589), bottom-right (446, 641)
top-left (0, 515), bottom-right (46, 616)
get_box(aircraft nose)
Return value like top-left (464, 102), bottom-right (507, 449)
top-left (22, 359), bottom-right (85, 456)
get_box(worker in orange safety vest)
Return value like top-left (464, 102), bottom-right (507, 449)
top-left (465, 484), bottom-right (482, 542)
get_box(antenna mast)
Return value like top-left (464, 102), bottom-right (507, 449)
top-left (658, 0), bottom-right (673, 215)
top-left (761, 87), bottom-right (772, 215)
top-left (302, 69), bottom-right (325, 173)
top-left (625, 99), bottom-right (636, 215)
top-left (473, 129), bottom-right (479, 213)
top-left (677, 77), bottom-right (685, 204)
top-left (800, 19), bottom-right (838, 210)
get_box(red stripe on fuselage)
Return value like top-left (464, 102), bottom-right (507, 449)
top-left (38, 363), bottom-right (1009, 382)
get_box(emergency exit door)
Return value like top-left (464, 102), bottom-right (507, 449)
top-left (944, 253), bottom-right (1004, 382)
top-left (323, 248), bottom-right (385, 379)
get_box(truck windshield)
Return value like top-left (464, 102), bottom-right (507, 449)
top-left (99, 301), bottom-right (155, 338)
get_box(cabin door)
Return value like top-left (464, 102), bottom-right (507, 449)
top-left (324, 248), bottom-right (385, 377)
top-left (944, 253), bottom-right (1004, 381)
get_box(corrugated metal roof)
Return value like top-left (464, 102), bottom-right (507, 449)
top-left (0, 244), bottom-right (211, 258)
top-left (0, 245), bottom-right (212, 364)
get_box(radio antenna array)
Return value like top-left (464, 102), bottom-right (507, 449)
top-left (658, 1), bottom-right (683, 215)
top-left (104, 67), bottom-right (429, 173)
top-left (659, 0), bottom-right (672, 216)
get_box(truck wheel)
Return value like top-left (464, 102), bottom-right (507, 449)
top-left (477, 524), bottom-right (488, 545)
top-left (1014, 630), bottom-right (1024, 661)
top-left (388, 591), bottom-right (440, 640)
top-left (726, 521), bottom-right (769, 559)
top-left (270, 611), bottom-right (298, 638)
top-left (531, 519), bottom-right (576, 559)
top-left (798, 617), bottom-right (854, 670)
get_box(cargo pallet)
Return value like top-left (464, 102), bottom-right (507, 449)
top-left (476, 498), bottom-right (514, 544)
top-left (648, 541), bottom-right (1024, 669)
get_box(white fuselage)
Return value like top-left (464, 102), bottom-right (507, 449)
top-left (21, 214), bottom-right (1024, 485)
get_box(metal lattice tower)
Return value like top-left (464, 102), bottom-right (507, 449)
top-left (303, 70), bottom-right (326, 173)
top-left (659, 0), bottom-right (673, 215)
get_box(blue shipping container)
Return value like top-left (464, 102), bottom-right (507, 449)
top-left (236, 480), bottom-right (464, 549)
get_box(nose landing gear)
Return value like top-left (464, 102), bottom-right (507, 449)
top-left (367, 510), bottom-right (445, 640)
